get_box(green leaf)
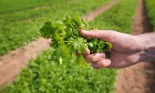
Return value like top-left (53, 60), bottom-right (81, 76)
top-left (40, 16), bottom-right (113, 66)
top-left (59, 57), bottom-right (63, 65)
top-left (73, 38), bottom-right (87, 53)
top-left (40, 22), bottom-right (52, 39)
top-left (76, 55), bottom-right (87, 67)
top-left (102, 42), bottom-right (112, 52)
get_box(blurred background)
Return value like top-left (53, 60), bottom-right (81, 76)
top-left (0, 0), bottom-right (155, 93)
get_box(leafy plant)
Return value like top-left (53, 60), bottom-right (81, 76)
top-left (0, 0), bottom-right (140, 92)
top-left (146, 0), bottom-right (155, 31)
top-left (1, 49), bottom-right (117, 93)
top-left (40, 16), bottom-right (112, 66)
top-left (0, 0), bottom-right (112, 56)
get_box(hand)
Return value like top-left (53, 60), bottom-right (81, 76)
top-left (80, 30), bottom-right (146, 69)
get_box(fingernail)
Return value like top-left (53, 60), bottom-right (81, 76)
top-left (100, 59), bottom-right (111, 67)
top-left (83, 48), bottom-right (90, 56)
top-left (104, 59), bottom-right (111, 66)
top-left (82, 30), bottom-right (89, 33)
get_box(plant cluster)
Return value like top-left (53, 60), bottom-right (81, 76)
top-left (40, 16), bottom-right (112, 66)
top-left (146, 0), bottom-right (155, 31)
top-left (1, 0), bottom-right (139, 92)
top-left (0, 0), bottom-right (111, 56)
top-left (1, 49), bottom-right (116, 93)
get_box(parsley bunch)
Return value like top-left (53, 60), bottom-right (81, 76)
top-left (40, 16), bottom-right (112, 66)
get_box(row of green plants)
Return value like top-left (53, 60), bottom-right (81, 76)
top-left (90, 0), bottom-right (138, 33)
top-left (0, 0), bottom-right (112, 55)
top-left (1, 0), bottom-right (139, 93)
top-left (145, 0), bottom-right (155, 31)
top-left (1, 49), bottom-right (117, 93)
top-left (0, 0), bottom-right (61, 14)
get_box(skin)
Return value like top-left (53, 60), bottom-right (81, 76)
top-left (80, 30), bottom-right (155, 69)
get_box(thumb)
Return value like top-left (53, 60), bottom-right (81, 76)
top-left (80, 30), bottom-right (117, 42)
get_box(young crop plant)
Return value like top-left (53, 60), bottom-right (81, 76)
top-left (40, 16), bottom-right (112, 66)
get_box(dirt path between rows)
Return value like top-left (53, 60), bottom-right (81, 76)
top-left (82, 0), bottom-right (119, 21)
top-left (114, 0), bottom-right (155, 93)
top-left (0, 0), bottom-right (119, 88)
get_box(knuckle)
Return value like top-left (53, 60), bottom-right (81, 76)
top-left (92, 32), bottom-right (98, 39)
top-left (91, 57), bottom-right (97, 62)
top-left (90, 30), bottom-right (99, 38)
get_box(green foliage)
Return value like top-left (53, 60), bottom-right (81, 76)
top-left (1, 49), bottom-right (117, 93)
top-left (40, 16), bottom-right (112, 66)
top-left (146, 0), bottom-right (155, 31)
top-left (0, 0), bottom-right (60, 14)
top-left (40, 22), bottom-right (53, 39)
top-left (90, 0), bottom-right (138, 33)
top-left (1, 0), bottom-right (139, 93)
top-left (0, 0), bottom-right (112, 56)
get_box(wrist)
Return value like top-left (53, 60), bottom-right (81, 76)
top-left (137, 33), bottom-right (155, 62)
top-left (142, 48), bottom-right (155, 62)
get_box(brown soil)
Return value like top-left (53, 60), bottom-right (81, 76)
top-left (0, 0), bottom-right (119, 88)
top-left (0, 38), bottom-right (50, 88)
top-left (82, 0), bottom-right (119, 21)
top-left (114, 0), bottom-right (155, 93)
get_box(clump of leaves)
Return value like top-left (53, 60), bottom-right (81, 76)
top-left (40, 16), bottom-right (112, 66)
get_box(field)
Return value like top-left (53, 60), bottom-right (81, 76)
top-left (0, 0), bottom-right (155, 93)
top-left (0, 0), bottom-right (112, 55)
top-left (146, 0), bottom-right (155, 31)
top-left (0, 0), bottom-right (60, 14)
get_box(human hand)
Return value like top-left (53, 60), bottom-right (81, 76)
top-left (80, 30), bottom-right (146, 69)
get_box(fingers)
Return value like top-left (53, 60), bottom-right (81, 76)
top-left (75, 48), bottom-right (90, 56)
top-left (92, 59), bottom-right (111, 69)
top-left (85, 53), bottom-right (105, 63)
top-left (83, 48), bottom-right (90, 56)
top-left (84, 52), bottom-right (111, 69)
top-left (80, 30), bottom-right (117, 42)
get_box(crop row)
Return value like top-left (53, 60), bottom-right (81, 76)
top-left (0, 0), bottom-right (112, 55)
top-left (1, 0), bottom-right (139, 93)
top-left (0, 0), bottom-right (61, 14)
top-left (145, 0), bottom-right (155, 31)
top-left (90, 0), bottom-right (138, 33)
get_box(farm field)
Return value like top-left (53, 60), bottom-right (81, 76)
top-left (1, 0), bottom-right (139, 93)
top-left (90, 0), bottom-right (138, 33)
top-left (1, 49), bottom-right (117, 93)
top-left (146, 0), bottom-right (155, 31)
top-left (0, 0), bottom-right (112, 55)
top-left (0, 0), bottom-right (61, 14)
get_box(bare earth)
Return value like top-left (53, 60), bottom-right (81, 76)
top-left (0, 38), bottom-right (50, 88)
top-left (0, 0), bottom-right (119, 88)
top-left (114, 0), bottom-right (155, 93)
